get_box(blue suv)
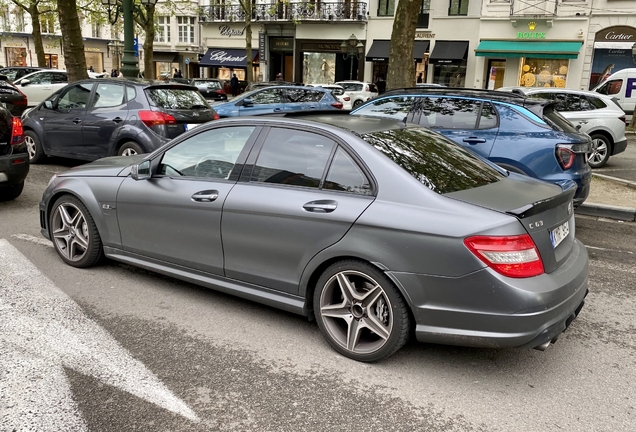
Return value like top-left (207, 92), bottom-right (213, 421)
top-left (351, 88), bottom-right (592, 206)
top-left (213, 85), bottom-right (343, 117)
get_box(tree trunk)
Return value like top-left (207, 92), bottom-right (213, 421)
top-left (386, 0), bottom-right (420, 90)
top-left (28, 5), bottom-right (46, 68)
top-left (143, 4), bottom-right (155, 79)
top-left (244, 4), bottom-right (253, 84)
top-left (57, 0), bottom-right (88, 82)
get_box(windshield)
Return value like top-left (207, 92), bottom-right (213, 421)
top-left (362, 127), bottom-right (504, 194)
top-left (145, 88), bottom-right (210, 110)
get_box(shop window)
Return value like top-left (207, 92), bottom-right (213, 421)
top-left (44, 54), bottom-right (58, 69)
top-left (5, 47), bottom-right (26, 67)
top-left (519, 59), bottom-right (569, 88)
top-left (377, 0), bottom-right (395, 16)
top-left (596, 79), bottom-right (622, 96)
top-left (448, 0), bottom-right (469, 16)
top-left (433, 63), bottom-right (467, 87)
top-left (418, 0), bottom-right (430, 28)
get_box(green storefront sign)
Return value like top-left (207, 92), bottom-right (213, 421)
top-left (517, 32), bottom-right (546, 39)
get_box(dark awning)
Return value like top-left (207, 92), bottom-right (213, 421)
top-left (153, 52), bottom-right (177, 63)
top-left (365, 40), bottom-right (430, 62)
top-left (429, 41), bottom-right (469, 64)
top-left (200, 48), bottom-right (258, 67)
top-left (475, 41), bottom-right (583, 59)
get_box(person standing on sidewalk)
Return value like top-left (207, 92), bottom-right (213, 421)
top-left (230, 74), bottom-right (239, 97)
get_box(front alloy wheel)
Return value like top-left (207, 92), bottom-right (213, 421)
top-left (314, 261), bottom-right (410, 362)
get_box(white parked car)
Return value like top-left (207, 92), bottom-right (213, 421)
top-left (307, 84), bottom-right (352, 110)
top-left (498, 87), bottom-right (628, 168)
top-left (14, 69), bottom-right (106, 107)
top-left (335, 81), bottom-right (378, 108)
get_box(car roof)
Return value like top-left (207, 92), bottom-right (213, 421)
top-left (255, 111), bottom-right (412, 134)
top-left (381, 87), bottom-right (546, 107)
top-left (499, 86), bottom-right (612, 98)
top-left (74, 77), bottom-right (200, 89)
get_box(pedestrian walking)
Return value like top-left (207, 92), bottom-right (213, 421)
top-left (230, 73), bottom-right (239, 97)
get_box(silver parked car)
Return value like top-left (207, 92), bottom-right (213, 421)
top-left (39, 114), bottom-right (588, 362)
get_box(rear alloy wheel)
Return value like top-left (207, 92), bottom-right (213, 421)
top-left (118, 141), bottom-right (143, 157)
top-left (24, 130), bottom-right (45, 163)
top-left (0, 181), bottom-right (24, 201)
top-left (314, 260), bottom-right (410, 362)
top-left (50, 195), bottom-right (103, 268)
top-left (588, 134), bottom-right (611, 168)
top-left (352, 99), bottom-right (363, 108)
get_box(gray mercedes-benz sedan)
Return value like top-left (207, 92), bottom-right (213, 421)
top-left (39, 113), bottom-right (588, 362)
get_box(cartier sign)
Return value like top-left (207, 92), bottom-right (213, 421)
top-left (207, 50), bottom-right (247, 63)
top-left (595, 26), bottom-right (636, 41)
top-left (219, 25), bottom-right (245, 37)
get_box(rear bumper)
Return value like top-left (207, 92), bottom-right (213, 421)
top-left (0, 152), bottom-right (29, 185)
top-left (389, 239), bottom-right (589, 350)
top-left (612, 138), bottom-right (628, 155)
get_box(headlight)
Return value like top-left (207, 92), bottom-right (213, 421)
top-left (47, 174), bottom-right (57, 187)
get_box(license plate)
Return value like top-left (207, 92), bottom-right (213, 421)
top-left (550, 220), bottom-right (570, 248)
top-left (184, 123), bottom-right (199, 131)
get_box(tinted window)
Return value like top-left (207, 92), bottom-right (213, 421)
top-left (579, 96), bottom-right (596, 111)
top-left (478, 102), bottom-right (498, 129)
top-left (354, 96), bottom-right (415, 120)
top-left (249, 88), bottom-right (282, 104)
top-left (586, 96), bottom-right (607, 109)
top-left (362, 127), bottom-right (504, 194)
top-left (0, 69), bottom-right (19, 81)
top-left (26, 72), bottom-right (52, 84)
top-left (339, 83), bottom-right (363, 92)
top-left (159, 126), bottom-right (255, 178)
top-left (126, 86), bottom-right (136, 101)
top-left (251, 128), bottom-right (335, 188)
top-left (324, 147), bottom-right (372, 195)
top-left (406, 97), bottom-right (480, 129)
top-left (368, 84), bottom-right (378, 93)
top-left (542, 105), bottom-right (579, 133)
top-left (597, 80), bottom-right (622, 96)
top-left (57, 84), bottom-right (94, 110)
top-left (91, 83), bottom-right (125, 108)
top-left (287, 88), bottom-right (325, 103)
top-left (145, 88), bottom-right (209, 109)
top-left (52, 73), bottom-right (67, 84)
top-left (328, 87), bottom-right (344, 96)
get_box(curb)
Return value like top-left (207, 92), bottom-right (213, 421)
top-left (576, 202), bottom-right (636, 221)
top-left (592, 172), bottom-right (636, 189)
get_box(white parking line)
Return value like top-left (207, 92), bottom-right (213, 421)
top-left (586, 245), bottom-right (634, 254)
top-left (0, 239), bottom-right (199, 430)
top-left (11, 233), bottom-right (53, 247)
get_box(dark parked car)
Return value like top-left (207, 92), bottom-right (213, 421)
top-left (0, 66), bottom-right (43, 82)
top-left (351, 88), bottom-right (593, 206)
top-left (0, 106), bottom-right (28, 200)
top-left (190, 78), bottom-right (227, 102)
top-left (40, 114), bottom-right (588, 362)
top-left (244, 81), bottom-right (302, 92)
top-left (22, 78), bottom-right (219, 163)
top-left (0, 75), bottom-right (28, 116)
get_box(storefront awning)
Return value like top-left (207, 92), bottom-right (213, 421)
top-left (475, 41), bottom-right (583, 59)
top-left (199, 48), bottom-right (258, 67)
top-left (365, 40), bottom-right (430, 62)
top-left (153, 52), bottom-right (177, 63)
top-left (429, 41), bottom-right (469, 64)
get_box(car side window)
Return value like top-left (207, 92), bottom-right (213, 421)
top-left (56, 83), bottom-right (94, 110)
top-left (249, 89), bottom-right (281, 104)
top-left (52, 73), bottom-right (68, 84)
top-left (90, 83), bottom-right (126, 108)
top-left (126, 86), bottom-right (136, 102)
top-left (477, 102), bottom-right (498, 129)
top-left (353, 96), bottom-right (415, 120)
top-left (159, 126), bottom-right (255, 179)
top-left (324, 147), bottom-right (372, 195)
top-left (586, 96), bottom-right (607, 109)
top-left (578, 96), bottom-right (596, 111)
top-left (597, 80), bottom-right (622, 95)
top-left (250, 128), bottom-right (335, 188)
top-left (407, 97), bottom-right (480, 129)
top-left (28, 73), bottom-right (50, 85)
top-left (551, 93), bottom-right (577, 112)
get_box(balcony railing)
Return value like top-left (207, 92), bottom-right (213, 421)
top-left (199, 2), bottom-right (368, 23)
top-left (510, 0), bottom-right (557, 17)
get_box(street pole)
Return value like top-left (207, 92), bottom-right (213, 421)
top-left (120, 0), bottom-right (139, 78)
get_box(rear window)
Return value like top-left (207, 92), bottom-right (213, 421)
top-left (194, 80), bottom-right (222, 90)
top-left (542, 105), bottom-right (579, 133)
top-left (361, 127), bottom-right (504, 194)
top-left (329, 87), bottom-right (344, 96)
top-left (145, 88), bottom-right (209, 109)
top-left (340, 83), bottom-right (363, 92)
top-left (586, 96), bottom-right (607, 109)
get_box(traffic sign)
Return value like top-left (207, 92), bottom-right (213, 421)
top-left (185, 58), bottom-right (190, 65)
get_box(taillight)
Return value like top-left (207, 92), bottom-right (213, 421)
top-left (556, 145), bottom-right (575, 170)
top-left (216, 89), bottom-right (226, 94)
top-left (14, 96), bottom-right (27, 106)
top-left (619, 115), bottom-right (626, 124)
top-left (213, 112), bottom-right (220, 120)
top-left (138, 110), bottom-right (176, 127)
top-left (364, 85), bottom-right (369, 91)
top-left (331, 102), bottom-right (343, 109)
top-left (11, 117), bottom-right (24, 145)
top-left (344, 96), bottom-right (350, 101)
top-left (464, 234), bottom-right (544, 278)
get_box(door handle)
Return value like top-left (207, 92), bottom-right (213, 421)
top-left (73, 118), bottom-right (82, 124)
top-left (579, 120), bottom-right (588, 124)
top-left (191, 190), bottom-right (219, 202)
top-left (112, 117), bottom-right (123, 123)
top-left (462, 137), bottom-right (486, 144)
top-left (273, 108), bottom-right (283, 112)
top-left (309, 106), bottom-right (316, 109)
top-left (303, 200), bottom-right (337, 213)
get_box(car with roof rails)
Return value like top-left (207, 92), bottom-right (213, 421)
top-left (351, 87), bottom-right (592, 206)
top-left (22, 78), bottom-right (218, 163)
top-left (498, 86), bottom-right (627, 168)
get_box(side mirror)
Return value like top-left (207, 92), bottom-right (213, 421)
top-left (20, 79), bottom-right (30, 87)
top-left (575, 124), bottom-right (582, 131)
top-left (44, 100), bottom-right (54, 110)
top-left (131, 160), bottom-right (151, 181)
top-left (243, 98), bottom-right (254, 107)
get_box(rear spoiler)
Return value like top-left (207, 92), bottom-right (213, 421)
top-left (507, 180), bottom-right (577, 218)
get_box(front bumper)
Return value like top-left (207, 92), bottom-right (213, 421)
top-left (389, 239), bottom-right (589, 350)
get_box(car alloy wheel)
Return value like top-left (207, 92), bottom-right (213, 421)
top-left (118, 141), bottom-right (144, 157)
top-left (588, 134), bottom-right (611, 168)
top-left (24, 131), bottom-right (45, 163)
top-left (314, 261), bottom-right (410, 362)
top-left (25, 135), bottom-right (36, 159)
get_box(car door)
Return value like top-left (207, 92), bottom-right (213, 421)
top-left (81, 82), bottom-right (128, 158)
top-left (222, 126), bottom-right (375, 295)
top-left (116, 125), bottom-right (259, 275)
top-left (238, 88), bottom-right (286, 115)
top-left (41, 83), bottom-right (93, 157)
top-left (406, 97), bottom-right (498, 158)
top-left (50, 72), bottom-right (69, 94)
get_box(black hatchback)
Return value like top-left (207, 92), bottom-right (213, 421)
top-left (22, 78), bottom-right (219, 163)
top-left (190, 78), bottom-right (228, 102)
top-left (0, 105), bottom-right (28, 200)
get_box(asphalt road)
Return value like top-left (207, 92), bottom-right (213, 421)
top-left (596, 135), bottom-right (636, 182)
top-left (1, 159), bottom-right (635, 432)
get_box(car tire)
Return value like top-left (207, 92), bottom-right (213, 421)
top-left (118, 141), bottom-right (144, 157)
top-left (0, 181), bottom-right (24, 201)
top-left (49, 194), bottom-right (103, 268)
top-left (24, 130), bottom-right (45, 164)
top-left (353, 99), bottom-right (363, 108)
top-left (588, 134), bottom-right (611, 168)
top-left (313, 260), bottom-right (410, 362)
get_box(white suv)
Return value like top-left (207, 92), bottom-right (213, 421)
top-left (498, 87), bottom-right (628, 168)
top-left (335, 81), bottom-right (378, 109)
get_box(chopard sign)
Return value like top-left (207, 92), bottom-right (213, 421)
top-left (219, 25), bottom-right (245, 37)
top-left (207, 50), bottom-right (247, 63)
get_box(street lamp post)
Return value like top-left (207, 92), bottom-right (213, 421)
top-left (340, 34), bottom-right (364, 81)
top-left (101, 0), bottom-right (157, 78)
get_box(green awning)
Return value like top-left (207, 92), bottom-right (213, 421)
top-left (475, 41), bottom-right (583, 59)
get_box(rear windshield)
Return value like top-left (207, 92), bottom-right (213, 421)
top-left (193, 80), bottom-right (222, 89)
top-left (329, 87), bottom-right (344, 96)
top-left (340, 83), bottom-right (363, 92)
top-left (542, 105), bottom-right (579, 133)
top-left (145, 88), bottom-right (210, 110)
top-left (361, 127), bottom-right (504, 194)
